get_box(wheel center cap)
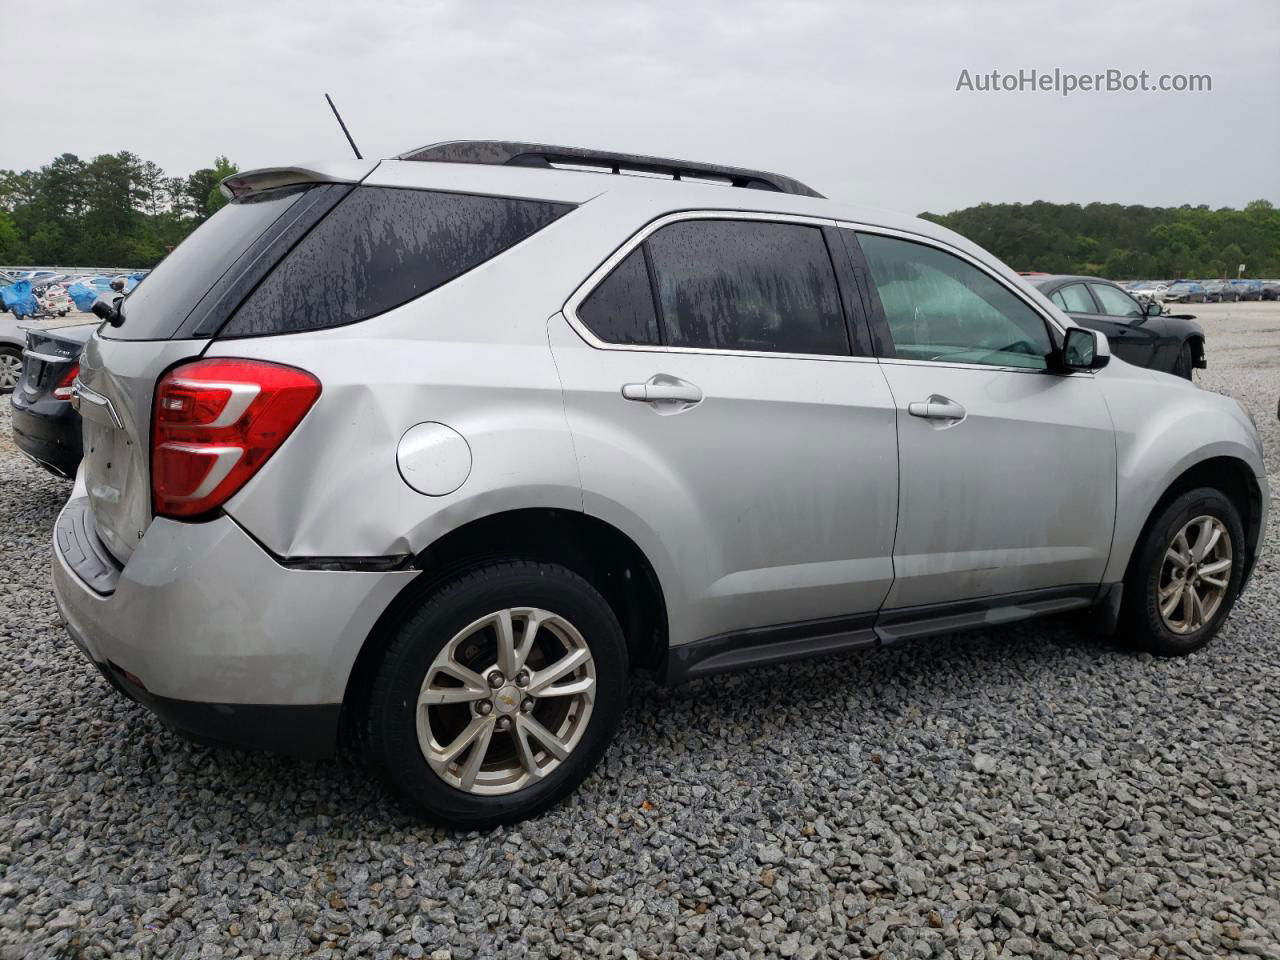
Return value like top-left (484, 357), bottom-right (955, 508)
top-left (493, 685), bottom-right (521, 714)
top-left (1186, 564), bottom-right (1198, 580)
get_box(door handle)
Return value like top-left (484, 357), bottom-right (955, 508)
top-left (621, 377), bottom-right (703, 404)
top-left (907, 396), bottom-right (966, 421)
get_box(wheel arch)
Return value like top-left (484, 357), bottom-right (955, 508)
top-left (1119, 455), bottom-right (1263, 586)
top-left (342, 507), bottom-right (670, 722)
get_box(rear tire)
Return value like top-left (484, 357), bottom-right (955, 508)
top-left (1172, 342), bottom-right (1195, 380)
top-left (361, 560), bottom-right (628, 828)
top-left (0, 346), bottom-right (21, 392)
top-left (1119, 488), bottom-right (1245, 656)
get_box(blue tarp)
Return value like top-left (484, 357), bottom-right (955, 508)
top-left (67, 282), bottom-right (100, 312)
top-left (1, 281), bottom-right (38, 319)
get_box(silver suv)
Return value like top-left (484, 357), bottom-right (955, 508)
top-left (53, 142), bottom-right (1268, 827)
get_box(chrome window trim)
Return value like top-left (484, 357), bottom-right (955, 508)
top-left (561, 209), bottom-right (879, 364)
top-left (876, 356), bottom-right (1094, 378)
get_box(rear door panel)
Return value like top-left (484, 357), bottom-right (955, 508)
top-left (549, 315), bottom-right (899, 646)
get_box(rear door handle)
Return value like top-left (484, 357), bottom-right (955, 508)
top-left (907, 395), bottom-right (966, 421)
top-left (621, 377), bottom-right (703, 404)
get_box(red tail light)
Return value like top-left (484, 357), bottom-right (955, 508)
top-left (151, 358), bottom-right (321, 519)
top-left (52, 363), bottom-right (79, 400)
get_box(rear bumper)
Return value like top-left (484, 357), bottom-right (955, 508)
top-left (52, 494), bottom-right (418, 756)
top-left (64, 618), bottom-right (341, 757)
top-left (11, 396), bottom-right (82, 478)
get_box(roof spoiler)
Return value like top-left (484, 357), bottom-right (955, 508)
top-left (219, 160), bottom-right (378, 200)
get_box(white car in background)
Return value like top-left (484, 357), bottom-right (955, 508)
top-left (1129, 280), bottom-right (1169, 301)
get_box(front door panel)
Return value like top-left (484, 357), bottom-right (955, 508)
top-left (878, 362), bottom-right (1117, 608)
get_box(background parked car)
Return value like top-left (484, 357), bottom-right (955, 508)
top-left (10, 322), bottom-right (93, 477)
top-left (1129, 280), bottom-right (1169, 301)
top-left (1261, 281), bottom-right (1280, 301)
top-left (0, 312), bottom-right (28, 390)
top-left (1163, 280), bottom-right (1206, 303)
top-left (1202, 279), bottom-right (1235, 302)
top-left (1229, 279), bottom-right (1264, 301)
top-left (1027, 274), bottom-right (1205, 378)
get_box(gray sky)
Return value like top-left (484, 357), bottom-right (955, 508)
top-left (6, 0), bottom-right (1277, 214)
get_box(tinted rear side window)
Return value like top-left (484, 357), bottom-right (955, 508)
top-left (222, 187), bottom-right (573, 337)
top-left (577, 248), bottom-right (661, 345)
top-left (1057, 282), bottom-right (1097, 314)
top-left (644, 220), bottom-right (849, 356)
top-left (103, 188), bottom-right (308, 341)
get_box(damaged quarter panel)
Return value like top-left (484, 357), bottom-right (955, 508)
top-left (207, 172), bottom-right (621, 559)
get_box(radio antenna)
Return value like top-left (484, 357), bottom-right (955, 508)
top-left (324, 94), bottom-right (363, 159)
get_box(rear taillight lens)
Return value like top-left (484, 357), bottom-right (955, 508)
top-left (52, 363), bottom-right (79, 400)
top-left (151, 358), bottom-right (321, 519)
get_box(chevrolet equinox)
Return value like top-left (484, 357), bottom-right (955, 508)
top-left (53, 141), bottom-right (1268, 827)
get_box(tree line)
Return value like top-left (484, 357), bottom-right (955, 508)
top-left (0, 152), bottom-right (237, 267)
top-left (1, 150), bottom-right (1277, 279)
top-left (920, 198), bottom-right (1280, 279)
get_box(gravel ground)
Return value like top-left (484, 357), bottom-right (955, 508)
top-left (1, 303), bottom-right (1278, 960)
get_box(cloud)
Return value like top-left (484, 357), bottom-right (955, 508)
top-left (1, 0), bottom-right (1275, 211)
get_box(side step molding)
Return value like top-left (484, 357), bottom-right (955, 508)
top-left (665, 584), bottom-right (1104, 685)
top-left (667, 614), bottom-right (878, 685)
top-left (874, 585), bottom-right (1097, 646)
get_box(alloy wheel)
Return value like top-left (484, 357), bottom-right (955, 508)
top-left (0, 351), bottom-right (21, 390)
top-left (1158, 515), bottom-right (1232, 635)
top-left (416, 608), bottom-right (596, 794)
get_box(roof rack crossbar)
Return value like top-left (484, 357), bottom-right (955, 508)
top-left (396, 140), bottom-right (823, 198)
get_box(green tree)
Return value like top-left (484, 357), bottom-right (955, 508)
top-left (205, 155), bottom-right (238, 215)
top-left (27, 222), bottom-right (65, 264)
top-left (1218, 243), bottom-right (1246, 278)
top-left (927, 200), bottom-right (1280, 279)
top-left (0, 209), bottom-right (25, 261)
top-left (136, 160), bottom-right (169, 217)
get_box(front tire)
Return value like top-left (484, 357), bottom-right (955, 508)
top-left (1172, 342), bottom-right (1195, 380)
top-left (362, 561), bottom-right (628, 828)
top-left (1120, 488), bottom-right (1245, 656)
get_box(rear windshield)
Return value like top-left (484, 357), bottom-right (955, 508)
top-left (219, 187), bottom-right (574, 338)
top-left (102, 188), bottom-right (308, 341)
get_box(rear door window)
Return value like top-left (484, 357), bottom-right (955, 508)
top-left (1057, 283), bottom-right (1098, 314)
top-left (221, 187), bottom-right (573, 337)
top-left (577, 248), bottom-right (661, 346)
top-left (103, 188), bottom-right (309, 341)
top-left (643, 219), bottom-right (849, 356)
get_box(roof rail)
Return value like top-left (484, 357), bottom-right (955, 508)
top-left (396, 140), bottom-right (823, 198)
